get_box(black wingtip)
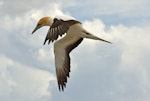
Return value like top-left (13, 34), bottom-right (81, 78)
top-left (43, 39), bottom-right (47, 45)
top-left (58, 85), bottom-right (65, 92)
top-left (48, 40), bottom-right (51, 44)
top-left (43, 38), bottom-right (52, 45)
top-left (43, 41), bottom-right (46, 45)
top-left (58, 83), bottom-right (67, 92)
top-left (58, 85), bottom-right (61, 91)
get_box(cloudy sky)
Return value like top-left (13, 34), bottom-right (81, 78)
top-left (0, 0), bottom-right (150, 101)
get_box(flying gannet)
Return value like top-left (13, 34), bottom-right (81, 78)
top-left (32, 16), bottom-right (111, 91)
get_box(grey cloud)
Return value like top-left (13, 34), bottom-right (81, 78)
top-left (61, 0), bottom-right (150, 26)
top-left (63, 0), bottom-right (150, 17)
top-left (0, 0), bottom-right (60, 17)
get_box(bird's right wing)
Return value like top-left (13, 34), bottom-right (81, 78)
top-left (43, 18), bottom-right (80, 45)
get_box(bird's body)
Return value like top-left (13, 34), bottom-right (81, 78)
top-left (32, 16), bottom-right (111, 91)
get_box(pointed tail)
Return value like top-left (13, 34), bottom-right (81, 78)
top-left (83, 31), bottom-right (112, 44)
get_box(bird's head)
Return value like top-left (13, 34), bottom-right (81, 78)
top-left (32, 16), bottom-right (53, 34)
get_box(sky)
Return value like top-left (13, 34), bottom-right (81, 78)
top-left (0, 0), bottom-right (150, 101)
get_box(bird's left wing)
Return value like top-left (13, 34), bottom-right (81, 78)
top-left (54, 38), bottom-right (83, 91)
top-left (43, 18), bottom-right (80, 45)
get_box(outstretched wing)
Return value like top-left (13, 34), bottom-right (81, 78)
top-left (54, 38), bottom-right (83, 91)
top-left (43, 18), bottom-right (81, 45)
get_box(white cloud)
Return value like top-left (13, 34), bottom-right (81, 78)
top-left (0, 3), bottom-right (62, 101)
top-left (0, 0), bottom-right (150, 101)
top-left (109, 24), bottom-right (150, 101)
top-left (109, 25), bottom-right (150, 70)
top-left (0, 55), bottom-right (55, 101)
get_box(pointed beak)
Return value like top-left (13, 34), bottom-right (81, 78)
top-left (32, 24), bottom-right (41, 34)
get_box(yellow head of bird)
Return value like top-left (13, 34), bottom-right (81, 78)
top-left (32, 16), bottom-right (52, 34)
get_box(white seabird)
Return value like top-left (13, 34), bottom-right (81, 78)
top-left (32, 16), bottom-right (111, 91)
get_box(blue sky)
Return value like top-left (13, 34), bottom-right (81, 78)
top-left (0, 0), bottom-right (150, 101)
